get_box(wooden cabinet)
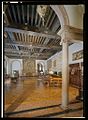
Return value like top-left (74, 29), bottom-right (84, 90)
top-left (69, 63), bottom-right (83, 89)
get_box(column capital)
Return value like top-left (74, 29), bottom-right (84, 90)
top-left (58, 25), bottom-right (83, 35)
top-left (59, 26), bottom-right (83, 45)
top-left (60, 38), bottom-right (69, 45)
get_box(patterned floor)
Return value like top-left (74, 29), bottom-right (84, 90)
top-left (4, 77), bottom-right (83, 118)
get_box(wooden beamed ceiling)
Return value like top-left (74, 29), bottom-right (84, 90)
top-left (4, 4), bottom-right (62, 60)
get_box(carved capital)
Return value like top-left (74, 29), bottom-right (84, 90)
top-left (59, 25), bottom-right (83, 45)
top-left (60, 39), bottom-right (68, 45)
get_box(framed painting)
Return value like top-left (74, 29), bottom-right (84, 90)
top-left (72, 50), bottom-right (83, 61)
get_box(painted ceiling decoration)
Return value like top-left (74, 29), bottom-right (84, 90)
top-left (37, 5), bottom-right (49, 26)
top-left (4, 4), bottom-right (62, 60)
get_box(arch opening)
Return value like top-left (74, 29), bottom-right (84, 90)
top-left (11, 60), bottom-right (21, 77)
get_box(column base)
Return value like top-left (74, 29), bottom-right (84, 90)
top-left (59, 104), bottom-right (69, 110)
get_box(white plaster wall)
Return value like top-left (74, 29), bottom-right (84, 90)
top-left (9, 59), bottom-right (23, 76)
top-left (69, 43), bottom-right (83, 64)
top-left (4, 57), bottom-right (23, 76)
top-left (4, 56), bottom-right (7, 73)
top-left (47, 51), bottom-right (62, 73)
top-left (46, 42), bottom-right (83, 73)
top-left (4, 56), bottom-right (11, 75)
top-left (64, 5), bottom-right (84, 29)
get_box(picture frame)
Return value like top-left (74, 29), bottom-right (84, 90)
top-left (72, 50), bottom-right (83, 61)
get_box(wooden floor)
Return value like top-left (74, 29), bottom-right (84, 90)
top-left (4, 77), bottom-right (83, 118)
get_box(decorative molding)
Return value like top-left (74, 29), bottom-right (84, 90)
top-left (59, 25), bottom-right (83, 35)
top-left (59, 25), bottom-right (83, 44)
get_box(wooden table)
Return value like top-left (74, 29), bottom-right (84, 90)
top-left (43, 75), bottom-right (62, 87)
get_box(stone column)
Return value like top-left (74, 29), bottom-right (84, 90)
top-left (58, 25), bottom-right (83, 109)
top-left (61, 39), bottom-right (69, 109)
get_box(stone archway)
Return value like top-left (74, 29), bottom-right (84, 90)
top-left (37, 62), bottom-right (45, 76)
top-left (49, 5), bottom-right (83, 109)
top-left (11, 60), bottom-right (22, 76)
top-left (50, 5), bottom-right (69, 27)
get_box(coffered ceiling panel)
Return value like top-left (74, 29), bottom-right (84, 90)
top-left (4, 4), bottom-right (62, 60)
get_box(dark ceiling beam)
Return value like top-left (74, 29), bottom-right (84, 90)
top-left (5, 22), bottom-right (61, 37)
top-left (4, 49), bottom-right (51, 56)
top-left (4, 5), bottom-right (8, 12)
top-left (24, 34), bottom-right (27, 43)
top-left (55, 25), bottom-right (61, 33)
top-left (7, 32), bottom-right (19, 51)
top-left (31, 5), bottom-right (34, 26)
top-left (51, 17), bottom-right (61, 33)
top-left (22, 5), bottom-right (25, 23)
top-left (4, 49), bottom-right (31, 54)
top-left (18, 33), bottom-right (22, 42)
top-left (5, 53), bottom-right (30, 57)
top-left (45, 9), bottom-right (53, 27)
top-left (35, 11), bottom-right (38, 26)
top-left (39, 38), bottom-right (50, 53)
top-left (38, 36), bottom-right (41, 44)
top-left (15, 33), bottom-right (19, 41)
top-left (51, 21), bottom-right (59, 32)
top-left (6, 55), bottom-right (48, 60)
top-left (17, 5), bottom-right (21, 23)
top-left (5, 42), bottom-right (61, 50)
top-left (11, 5), bottom-right (17, 23)
top-left (27, 5), bottom-right (30, 24)
top-left (5, 53), bottom-right (49, 58)
top-left (40, 37), bottom-right (46, 44)
top-left (7, 6), bottom-right (13, 23)
top-left (4, 12), bottom-right (10, 25)
top-left (7, 32), bottom-right (14, 43)
top-left (21, 33), bottom-right (24, 42)
top-left (5, 26), bottom-right (61, 39)
top-left (48, 13), bottom-right (56, 28)
top-left (7, 56), bottom-right (47, 60)
top-left (38, 17), bottom-right (41, 27)
top-left (4, 5), bottom-right (9, 25)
